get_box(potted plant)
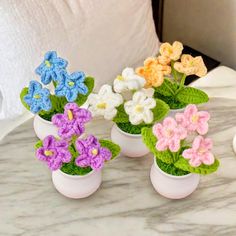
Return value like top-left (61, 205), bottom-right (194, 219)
top-left (35, 103), bottom-right (120, 199)
top-left (142, 104), bottom-right (219, 199)
top-left (86, 68), bottom-right (170, 157)
top-left (20, 51), bottom-right (94, 140)
top-left (136, 41), bottom-right (209, 115)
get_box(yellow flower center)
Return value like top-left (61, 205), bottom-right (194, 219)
top-left (68, 81), bottom-right (75, 87)
top-left (45, 60), bottom-right (51, 67)
top-left (33, 94), bottom-right (41, 99)
top-left (135, 104), bottom-right (144, 113)
top-left (166, 129), bottom-right (173, 137)
top-left (91, 149), bottom-right (98, 155)
top-left (198, 147), bottom-right (206, 155)
top-left (67, 109), bottom-right (73, 121)
top-left (168, 48), bottom-right (173, 54)
top-left (191, 115), bottom-right (199, 123)
top-left (44, 150), bottom-right (53, 156)
top-left (97, 103), bottom-right (107, 109)
top-left (116, 75), bottom-right (124, 81)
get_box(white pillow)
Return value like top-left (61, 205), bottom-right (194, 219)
top-left (0, 0), bottom-right (159, 119)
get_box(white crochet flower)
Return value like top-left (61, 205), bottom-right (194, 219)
top-left (88, 84), bottom-right (123, 120)
top-left (124, 90), bottom-right (156, 125)
top-left (139, 88), bottom-right (155, 98)
top-left (113, 67), bottom-right (145, 93)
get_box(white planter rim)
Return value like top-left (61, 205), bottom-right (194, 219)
top-left (114, 123), bottom-right (143, 138)
top-left (154, 156), bottom-right (193, 179)
top-left (35, 114), bottom-right (53, 124)
top-left (56, 168), bottom-right (96, 179)
top-left (170, 107), bottom-right (186, 112)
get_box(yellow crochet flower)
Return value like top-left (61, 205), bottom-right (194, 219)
top-left (159, 41), bottom-right (183, 61)
top-left (136, 57), bottom-right (170, 88)
top-left (174, 54), bottom-right (207, 77)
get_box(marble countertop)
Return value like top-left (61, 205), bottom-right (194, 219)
top-left (1, 97), bottom-right (236, 236)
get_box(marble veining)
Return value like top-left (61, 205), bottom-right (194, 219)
top-left (1, 98), bottom-right (236, 236)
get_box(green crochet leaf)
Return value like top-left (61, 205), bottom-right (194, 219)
top-left (154, 91), bottom-right (187, 109)
top-left (75, 76), bottom-right (95, 106)
top-left (141, 127), bottom-right (174, 164)
top-left (116, 122), bottom-right (151, 134)
top-left (174, 156), bottom-right (220, 175)
top-left (155, 78), bottom-right (177, 96)
top-left (176, 87), bottom-right (209, 104)
top-left (34, 140), bottom-right (43, 149)
top-left (156, 158), bottom-right (190, 176)
top-left (20, 87), bottom-right (30, 110)
top-left (60, 145), bottom-right (92, 176)
top-left (152, 99), bottom-right (170, 122)
top-left (99, 139), bottom-right (121, 160)
top-left (113, 104), bottom-right (129, 123)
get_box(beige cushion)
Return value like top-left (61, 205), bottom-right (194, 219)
top-left (0, 0), bottom-right (159, 119)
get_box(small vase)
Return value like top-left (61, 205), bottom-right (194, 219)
top-left (168, 107), bottom-right (185, 118)
top-left (33, 114), bottom-right (58, 140)
top-left (150, 157), bottom-right (200, 199)
top-left (110, 124), bottom-right (149, 157)
top-left (233, 134), bottom-right (236, 154)
top-left (52, 169), bottom-right (102, 199)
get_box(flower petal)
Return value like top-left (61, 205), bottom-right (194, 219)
top-left (152, 123), bottom-right (164, 139)
top-left (184, 104), bottom-right (198, 118)
top-left (192, 136), bottom-right (203, 150)
top-left (202, 152), bottom-right (215, 165)
top-left (156, 138), bottom-right (168, 151)
top-left (163, 117), bottom-right (177, 130)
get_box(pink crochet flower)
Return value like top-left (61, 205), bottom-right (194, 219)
top-left (182, 136), bottom-right (215, 167)
top-left (175, 104), bottom-right (210, 135)
top-left (153, 117), bottom-right (187, 152)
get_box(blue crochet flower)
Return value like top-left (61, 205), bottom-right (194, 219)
top-left (24, 80), bottom-right (52, 113)
top-left (35, 51), bottom-right (68, 85)
top-left (55, 71), bottom-right (88, 102)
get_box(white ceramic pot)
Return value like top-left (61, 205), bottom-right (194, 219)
top-left (52, 169), bottom-right (102, 199)
top-left (150, 157), bottom-right (200, 199)
top-left (33, 115), bottom-right (58, 140)
top-left (233, 134), bottom-right (236, 154)
top-left (168, 107), bottom-right (185, 118)
top-left (110, 124), bottom-right (149, 157)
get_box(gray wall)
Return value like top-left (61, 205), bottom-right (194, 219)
top-left (163, 0), bottom-right (236, 69)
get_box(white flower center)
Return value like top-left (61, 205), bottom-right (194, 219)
top-left (97, 102), bottom-right (107, 109)
top-left (135, 104), bottom-right (144, 113)
top-left (116, 75), bottom-right (124, 81)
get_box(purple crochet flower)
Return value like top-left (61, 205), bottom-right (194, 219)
top-left (52, 103), bottom-right (92, 139)
top-left (36, 135), bottom-right (71, 171)
top-left (75, 135), bottom-right (112, 170)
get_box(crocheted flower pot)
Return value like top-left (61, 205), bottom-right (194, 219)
top-left (52, 169), bottom-right (102, 199)
top-left (33, 115), bottom-right (58, 140)
top-left (150, 157), bottom-right (200, 199)
top-left (110, 124), bottom-right (149, 157)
